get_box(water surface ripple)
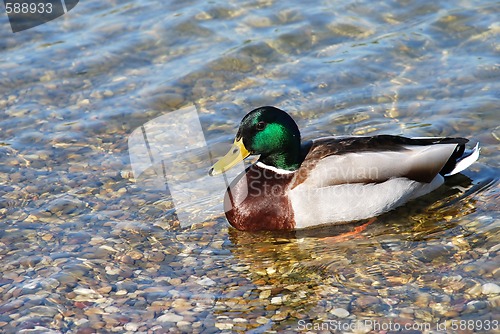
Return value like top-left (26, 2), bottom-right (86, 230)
top-left (0, 0), bottom-right (498, 332)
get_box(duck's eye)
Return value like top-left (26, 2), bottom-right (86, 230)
top-left (256, 121), bottom-right (266, 131)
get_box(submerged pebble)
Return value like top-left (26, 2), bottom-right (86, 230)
top-left (482, 283), bottom-right (500, 295)
top-left (330, 308), bottom-right (350, 318)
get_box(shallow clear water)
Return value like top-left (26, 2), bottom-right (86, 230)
top-left (0, 0), bottom-right (499, 333)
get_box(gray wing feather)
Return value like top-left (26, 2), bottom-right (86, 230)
top-left (298, 144), bottom-right (458, 187)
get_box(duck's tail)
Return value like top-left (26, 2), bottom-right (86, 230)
top-left (441, 142), bottom-right (480, 176)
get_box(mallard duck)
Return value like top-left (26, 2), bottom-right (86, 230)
top-left (209, 106), bottom-right (480, 231)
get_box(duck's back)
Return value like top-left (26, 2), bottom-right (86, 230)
top-left (287, 135), bottom-right (479, 229)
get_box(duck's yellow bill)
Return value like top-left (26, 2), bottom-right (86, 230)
top-left (209, 138), bottom-right (250, 176)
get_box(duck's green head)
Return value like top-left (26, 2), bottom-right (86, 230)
top-left (209, 106), bottom-right (302, 175)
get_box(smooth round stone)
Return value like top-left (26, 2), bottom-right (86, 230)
top-left (414, 309), bottom-right (433, 322)
top-left (355, 296), bottom-right (380, 309)
top-left (105, 266), bottom-right (121, 276)
top-left (19, 256), bottom-right (42, 268)
top-left (490, 296), bottom-right (500, 307)
top-left (75, 326), bottom-right (96, 334)
top-left (271, 312), bottom-right (288, 321)
top-left (482, 283), bottom-right (500, 295)
top-left (157, 313), bottom-right (183, 323)
top-left (97, 285), bottom-right (112, 294)
top-left (233, 318), bottom-right (247, 323)
top-left (169, 278), bottom-right (182, 286)
top-left (259, 290), bottom-right (271, 299)
top-left (330, 308), bottom-right (350, 318)
top-left (467, 284), bottom-right (483, 297)
top-left (40, 278), bottom-right (60, 290)
top-left (415, 292), bottom-right (432, 307)
top-left (115, 289), bottom-right (127, 296)
top-left (147, 252), bottom-right (165, 262)
top-left (86, 247), bottom-right (113, 259)
top-left (142, 291), bottom-right (169, 302)
top-left (0, 299), bottom-right (24, 313)
top-left (90, 321), bottom-right (106, 330)
top-left (45, 196), bottom-right (87, 216)
top-left (443, 310), bottom-right (460, 317)
top-left (256, 316), bottom-right (269, 325)
top-left (29, 306), bottom-right (59, 317)
top-left (196, 277), bottom-right (216, 286)
top-left (177, 320), bottom-right (191, 330)
top-left (466, 300), bottom-right (488, 311)
top-left (171, 298), bottom-right (192, 312)
top-left (104, 306), bottom-right (120, 313)
top-left (117, 282), bottom-right (137, 293)
top-left (270, 296), bottom-right (282, 305)
top-left (62, 264), bottom-right (90, 277)
top-left (215, 322), bottom-right (233, 330)
top-left (124, 322), bottom-right (139, 331)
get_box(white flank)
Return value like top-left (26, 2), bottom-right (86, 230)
top-left (290, 175), bottom-right (444, 229)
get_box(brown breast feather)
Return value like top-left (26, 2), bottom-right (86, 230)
top-left (224, 164), bottom-right (296, 231)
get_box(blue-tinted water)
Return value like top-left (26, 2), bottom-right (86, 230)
top-left (0, 0), bottom-right (498, 332)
